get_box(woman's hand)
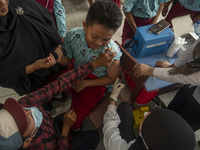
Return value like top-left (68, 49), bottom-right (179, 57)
top-left (73, 80), bottom-right (88, 92)
top-left (133, 63), bottom-right (154, 77)
top-left (26, 54), bottom-right (56, 74)
top-left (35, 53), bottom-right (56, 69)
top-left (155, 60), bottom-right (172, 68)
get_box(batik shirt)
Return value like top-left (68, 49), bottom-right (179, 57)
top-left (62, 27), bottom-right (122, 78)
top-left (54, 0), bottom-right (67, 37)
top-left (179, 0), bottom-right (200, 11)
top-left (122, 0), bottom-right (170, 18)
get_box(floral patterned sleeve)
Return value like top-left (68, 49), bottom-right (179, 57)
top-left (53, 0), bottom-right (67, 37)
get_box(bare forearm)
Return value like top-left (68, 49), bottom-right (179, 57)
top-left (85, 76), bottom-right (116, 87)
top-left (124, 12), bottom-right (137, 33)
top-left (59, 56), bottom-right (71, 66)
top-left (26, 63), bottom-right (38, 74)
top-left (164, 1), bottom-right (172, 8)
top-left (61, 126), bottom-right (70, 136)
top-left (193, 13), bottom-right (200, 23)
top-left (152, 3), bottom-right (164, 24)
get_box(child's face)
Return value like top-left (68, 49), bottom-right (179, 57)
top-left (83, 21), bottom-right (115, 50)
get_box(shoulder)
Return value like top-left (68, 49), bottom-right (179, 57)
top-left (108, 40), bottom-right (121, 52)
top-left (66, 27), bottom-right (84, 38)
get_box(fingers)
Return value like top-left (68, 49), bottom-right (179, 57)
top-left (104, 47), bottom-right (113, 54)
top-left (67, 108), bottom-right (77, 120)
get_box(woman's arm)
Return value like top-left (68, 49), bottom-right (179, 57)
top-left (26, 54), bottom-right (56, 74)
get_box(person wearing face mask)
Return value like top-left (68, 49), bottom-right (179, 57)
top-left (103, 78), bottom-right (195, 150)
top-left (0, 50), bottom-right (115, 150)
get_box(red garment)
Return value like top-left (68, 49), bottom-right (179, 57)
top-left (70, 73), bottom-right (107, 129)
top-left (111, 0), bottom-right (121, 8)
top-left (35, 0), bottom-right (56, 23)
top-left (165, 1), bottom-right (199, 24)
top-left (123, 72), bottom-right (158, 104)
top-left (122, 16), bottom-right (154, 42)
top-left (18, 62), bottom-right (94, 149)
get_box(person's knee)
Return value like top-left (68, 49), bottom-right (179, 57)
top-left (117, 102), bottom-right (132, 114)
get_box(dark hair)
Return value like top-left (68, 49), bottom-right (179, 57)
top-left (86, 0), bottom-right (123, 32)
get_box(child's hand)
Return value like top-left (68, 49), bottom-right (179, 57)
top-left (63, 108), bottom-right (77, 128)
top-left (73, 80), bottom-right (88, 92)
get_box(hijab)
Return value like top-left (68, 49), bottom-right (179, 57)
top-left (129, 107), bottom-right (195, 150)
top-left (0, 0), bottom-right (61, 95)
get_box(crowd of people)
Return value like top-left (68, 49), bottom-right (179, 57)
top-left (0, 0), bottom-right (200, 149)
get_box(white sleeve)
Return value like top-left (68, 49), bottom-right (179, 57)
top-left (174, 40), bottom-right (199, 67)
top-left (153, 68), bottom-right (200, 86)
top-left (103, 105), bottom-right (135, 150)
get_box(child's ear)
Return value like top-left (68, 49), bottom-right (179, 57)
top-left (83, 21), bottom-right (87, 31)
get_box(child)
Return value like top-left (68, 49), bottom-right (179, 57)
top-left (58, 1), bottom-right (123, 129)
top-left (162, 0), bottom-right (200, 24)
top-left (88, 0), bottom-right (121, 8)
top-left (122, 0), bottom-right (170, 42)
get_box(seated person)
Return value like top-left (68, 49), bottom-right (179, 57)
top-left (103, 78), bottom-right (195, 150)
top-left (35, 0), bottom-right (67, 42)
top-left (0, 0), bottom-right (65, 95)
top-left (58, 1), bottom-right (123, 130)
top-left (0, 50), bottom-right (115, 150)
top-left (133, 39), bottom-right (200, 132)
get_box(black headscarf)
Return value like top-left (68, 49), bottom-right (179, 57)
top-left (129, 107), bottom-right (195, 150)
top-left (0, 0), bottom-right (61, 95)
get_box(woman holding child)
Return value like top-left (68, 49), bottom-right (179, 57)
top-left (0, 0), bottom-right (62, 95)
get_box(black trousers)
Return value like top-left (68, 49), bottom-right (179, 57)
top-left (168, 85), bottom-right (200, 131)
top-left (54, 112), bottom-right (99, 150)
top-left (117, 102), bottom-right (136, 142)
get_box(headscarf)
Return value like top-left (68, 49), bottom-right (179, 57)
top-left (0, 0), bottom-right (61, 95)
top-left (129, 107), bottom-right (195, 150)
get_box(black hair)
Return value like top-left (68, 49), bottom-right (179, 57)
top-left (86, 0), bottom-right (123, 32)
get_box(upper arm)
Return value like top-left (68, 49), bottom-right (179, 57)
top-left (107, 60), bottom-right (120, 82)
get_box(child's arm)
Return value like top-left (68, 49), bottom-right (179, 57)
top-left (53, 0), bottom-right (67, 43)
top-left (124, 11), bottom-right (137, 33)
top-left (54, 46), bottom-right (72, 66)
top-left (151, 3), bottom-right (164, 24)
top-left (73, 60), bottom-right (120, 92)
top-left (26, 53), bottom-right (56, 74)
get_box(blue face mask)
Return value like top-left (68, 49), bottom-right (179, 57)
top-left (24, 107), bottom-right (43, 128)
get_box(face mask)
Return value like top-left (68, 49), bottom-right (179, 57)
top-left (24, 107), bottom-right (43, 128)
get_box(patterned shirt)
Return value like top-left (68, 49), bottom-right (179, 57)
top-left (54, 0), bottom-right (67, 37)
top-left (18, 62), bottom-right (94, 150)
top-left (122, 0), bottom-right (170, 18)
top-left (179, 0), bottom-right (200, 11)
top-left (62, 27), bottom-right (122, 78)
